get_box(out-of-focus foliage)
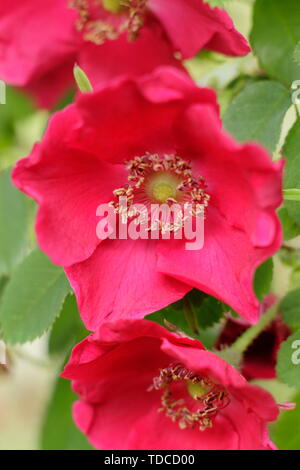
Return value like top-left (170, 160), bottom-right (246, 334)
top-left (283, 122), bottom-right (300, 226)
top-left (49, 294), bottom-right (90, 358)
top-left (278, 207), bottom-right (300, 241)
top-left (280, 289), bottom-right (300, 328)
top-left (276, 331), bottom-right (300, 388)
top-left (41, 377), bottom-right (93, 450)
top-left (0, 169), bottom-right (32, 276)
top-left (223, 81), bottom-right (291, 152)
top-left (254, 258), bottom-right (274, 301)
top-left (251, 0), bottom-right (300, 87)
top-left (271, 392), bottom-right (300, 450)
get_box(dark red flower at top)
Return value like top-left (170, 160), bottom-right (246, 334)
top-left (0, 0), bottom-right (250, 107)
top-left (12, 68), bottom-right (283, 331)
top-left (62, 319), bottom-right (279, 450)
top-left (216, 295), bottom-right (291, 380)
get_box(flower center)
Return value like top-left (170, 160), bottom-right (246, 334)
top-left (70, 0), bottom-right (147, 44)
top-left (152, 183), bottom-right (175, 203)
top-left (109, 153), bottom-right (210, 233)
top-left (152, 182), bottom-right (176, 203)
top-left (187, 380), bottom-right (211, 399)
top-left (149, 363), bottom-right (230, 431)
top-left (146, 172), bottom-right (180, 203)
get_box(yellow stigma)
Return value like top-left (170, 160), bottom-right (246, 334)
top-left (102, 0), bottom-right (122, 13)
top-left (152, 182), bottom-right (177, 203)
top-left (146, 172), bottom-right (181, 203)
top-left (187, 381), bottom-right (211, 399)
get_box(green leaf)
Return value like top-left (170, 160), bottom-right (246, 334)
top-left (49, 294), bottom-right (90, 356)
top-left (254, 258), bottom-right (274, 301)
top-left (283, 121), bottom-right (300, 226)
top-left (223, 81), bottom-right (291, 152)
top-left (251, 0), bottom-right (300, 88)
top-left (147, 291), bottom-right (224, 349)
top-left (278, 207), bottom-right (300, 240)
top-left (41, 377), bottom-right (93, 450)
top-left (280, 289), bottom-right (300, 328)
top-left (148, 291), bottom-right (225, 332)
top-left (293, 42), bottom-right (300, 65)
top-left (147, 299), bottom-right (186, 330)
top-left (187, 290), bottom-right (225, 329)
top-left (279, 246), bottom-right (300, 269)
top-left (0, 169), bottom-right (32, 276)
top-left (271, 392), bottom-right (300, 450)
top-left (0, 250), bottom-right (70, 344)
top-left (289, 267), bottom-right (300, 292)
top-left (276, 331), bottom-right (300, 388)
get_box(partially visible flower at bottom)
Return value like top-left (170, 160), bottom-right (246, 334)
top-left (62, 319), bottom-right (279, 450)
top-left (216, 295), bottom-right (291, 380)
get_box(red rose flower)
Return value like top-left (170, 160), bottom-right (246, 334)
top-left (12, 68), bottom-right (283, 330)
top-left (0, 0), bottom-right (250, 107)
top-left (62, 319), bottom-right (279, 450)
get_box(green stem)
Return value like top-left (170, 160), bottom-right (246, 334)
top-left (230, 302), bottom-right (279, 355)
top-left (183, 297), bottom-right (200, 335)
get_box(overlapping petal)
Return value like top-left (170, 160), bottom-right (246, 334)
top-left (62, 320), bottom-right (279, 450)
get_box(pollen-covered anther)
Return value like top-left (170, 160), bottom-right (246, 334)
top-left (121, 0), bottom-right (147, 42)
top-left (149, 363), bottom-right (230, 431)
top-left (69, 0), bottom-right (88, 30)
top-left (70, 0), bottom-right (147, 45)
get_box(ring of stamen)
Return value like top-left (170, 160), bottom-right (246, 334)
top-left (70, 0), bottom-right (147, 44)
top-left (149, 363), bottom-right (230, 431)
top-left (109, 153), bottom-right (210, 233)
